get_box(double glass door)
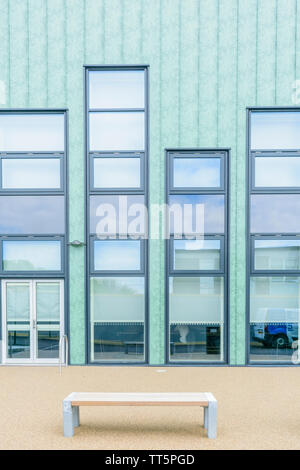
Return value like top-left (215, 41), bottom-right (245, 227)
top-left (2, 279), bottom-right (64, 364)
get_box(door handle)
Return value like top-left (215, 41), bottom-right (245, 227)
top-left (32, 319), bottom-right (36, 329)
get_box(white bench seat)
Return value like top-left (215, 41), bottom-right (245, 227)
top-left (63, 392), bottom-right (217, 439)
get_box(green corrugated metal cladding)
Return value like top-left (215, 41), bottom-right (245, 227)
top-left (0, 0), bottom-right (299, 365)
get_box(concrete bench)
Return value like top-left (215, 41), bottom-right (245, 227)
top-left (63, 392), bottom-right (217, 439)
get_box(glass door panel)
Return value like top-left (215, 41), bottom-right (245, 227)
top-left (2, 279), bottom-right (64, 364)
top-left (35, 281), bottom-right (62, 360)
top-left (5, 281), bottom-right (32, 361)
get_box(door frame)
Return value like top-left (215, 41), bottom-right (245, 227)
top-left (1, 278), bottom-right (64, 365)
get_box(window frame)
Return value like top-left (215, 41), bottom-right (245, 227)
top-left (90, 152), bottom-right (145, 193)
top-left (249, 109), bottom-right (300, 152)
top-left (85, 65), bottom-right (149, 365)
top-left (90, 235), bottom-right (145, 275)
top-left (250, 151), bottom-right (300, 193)
top-left (169, 235), bottom-right (225, 275)
top-left (165, 148), bottom-right (230, 365)
top-left (251, 235), bottom-right (300, 275)
top-left (0, 153), bottom-right (64, 193)
top-left (0, 109), bottom-right (68, 365)
top-left (0, 235), bottom-right (65, 276)
top-left (247, 107), bottom-right (300, 365)
top-left (0, 111), bottom-right (65, 153)
top-left (169, 151), bottom-right (225, 192)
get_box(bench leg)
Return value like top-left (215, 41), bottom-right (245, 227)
top-left (207, 400), bottom-right (217, 439)
top-left (63, 400), bottom-right (74, 437)
top-left (203, 407), bottom-right (208, 430)
top-left (73, 406), bottom-right (80, 428)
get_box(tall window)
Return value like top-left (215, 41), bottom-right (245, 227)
top-left (166, 149), bottom-right (229, 363)
top-left (0, 110), bottom-right (67, 363)
top-left (86, 66), bottom-right (148, 363)
top-left (248, 109), bottom-right (300, 363)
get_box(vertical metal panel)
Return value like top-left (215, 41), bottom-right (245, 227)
top-left (179, 0), bottom-right (199, 147)
top-left (47, 0), bottom-right (67, 106)
top-left (235, 0), bottom-right (257, 365)
top-left (104, 0), bottom-right (123, 63)
top-left (123, 0), bottom-right (143, 63)
top-left (85, 0), bottom-right (105, 64)
top-left (217, 0), bottom-right (239, 363)
top-left (66, 0), bottom-right (85, 364)
top-left (198, 0), bottom-right (218, 146)
top-left (276, 0), bottom-right (296, 104)
top-left (28, 0), bottom-right (47, 106)
top-left (296, 1), bottom-right (300, 85)
top-left (160, 0), bottom-right (180, 149)
top-left (9, 0), bottom-right (29, 107)
top-left (256, 0), bottom-right (277, 105)
top-left (0, 0), bottom-right (10, 107)
top-left (142, 0), bottom-right (164, 364)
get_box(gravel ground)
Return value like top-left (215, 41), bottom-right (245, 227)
top-left (0, 365), bottom-right (299, 450)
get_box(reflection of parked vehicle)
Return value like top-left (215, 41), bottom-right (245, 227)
top-left (253, 308), bottom-right (298, 349)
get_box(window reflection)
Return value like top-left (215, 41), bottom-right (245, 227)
top-left (255, 156), bottom-right (300, 188)
top-left (250, 276), bottom-right (300, 362)
top-left (2, 158), bottom-right (61, 189)
top-left (173, 157), bottom-right (221, 188)
top-left (0, 196), bottom-right (65, 234)
top-left (89, 112), bottom-right (144, 151)
top-left (90, 195), bottom-right (146, 236)
top-left (94, 240), bottom-right (141, 271)
top-left (251, 112), bottom-right (300, 149)
top-left (169, 195), bottom-right (224, 235)
top-left (90, 277), bottom-right (145, 362)
top-left (169, 277), bottom-right (224, 362)
top-left (3, 240), bottom-right (61, 271)
top-left (173, 239), bottom-right (221, 271)
top-left (0, 114), bottom-right (64, 151)
top-left (254, 239), bottom-right (300, 271)
top-left (251, 194), bottom-right (300, 234)
top-left (93, 157), bottom-right (141, 189)
top-left (89, 70), bottom-right (145, 109)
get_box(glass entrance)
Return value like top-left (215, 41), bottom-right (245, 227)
top-left (2, 279), bottom-right (64, 364)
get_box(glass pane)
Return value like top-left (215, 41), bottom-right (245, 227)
top-left (254, 156), bottom-right (300, 188)
top-left (6, 283), bottom-right (31, 360)
top-left (250, 277), bottom-right (300, 362)
top-left (0, 195), bottom-right (65, 234)
top-left (169, 195), bottom-right (224, 235)
top-left (2, 158), bottom-right (61, 189)
top-left (89, 112), bottom-right (144, 151)
top-left (251, 112), bottom-right (300, 149)
top-left (36, 282), bottom-right (60, 323)
top-left (94, 240), bottom-right (141, 271)
top-left (0, 114), bottom-right (64, 151)
top-left (173, 157), bottom-right (221, 188)
top-left (173, 239), bottom-right (221, 271)
top-left (37, 330), bottom-right (59, 359)
top-left (93, 157), bottom-right (141, 189)
top-left (169, 277), bottom-right (224, 362)
top-left (89, 70), bottom-right (145, 109)
top-left (90, 195), bottom-right (146, 237)
top-left (251, 194), bottom-right (300, 234)
top-left (6, 283), bottom-right (30, 322)
top-left (7, 331), bottom-right (30, 359)
top-left (254, 239), bottom-right (300, 271)
top-left (90, 277), bottom-right (145, 362)
top-left (36, 282), bottom-right (60, 359)
top-left (3, 241), bottom-right (61, 271)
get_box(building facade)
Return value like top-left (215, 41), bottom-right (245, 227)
top-left (0, 0), bottom-right (300, 366)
